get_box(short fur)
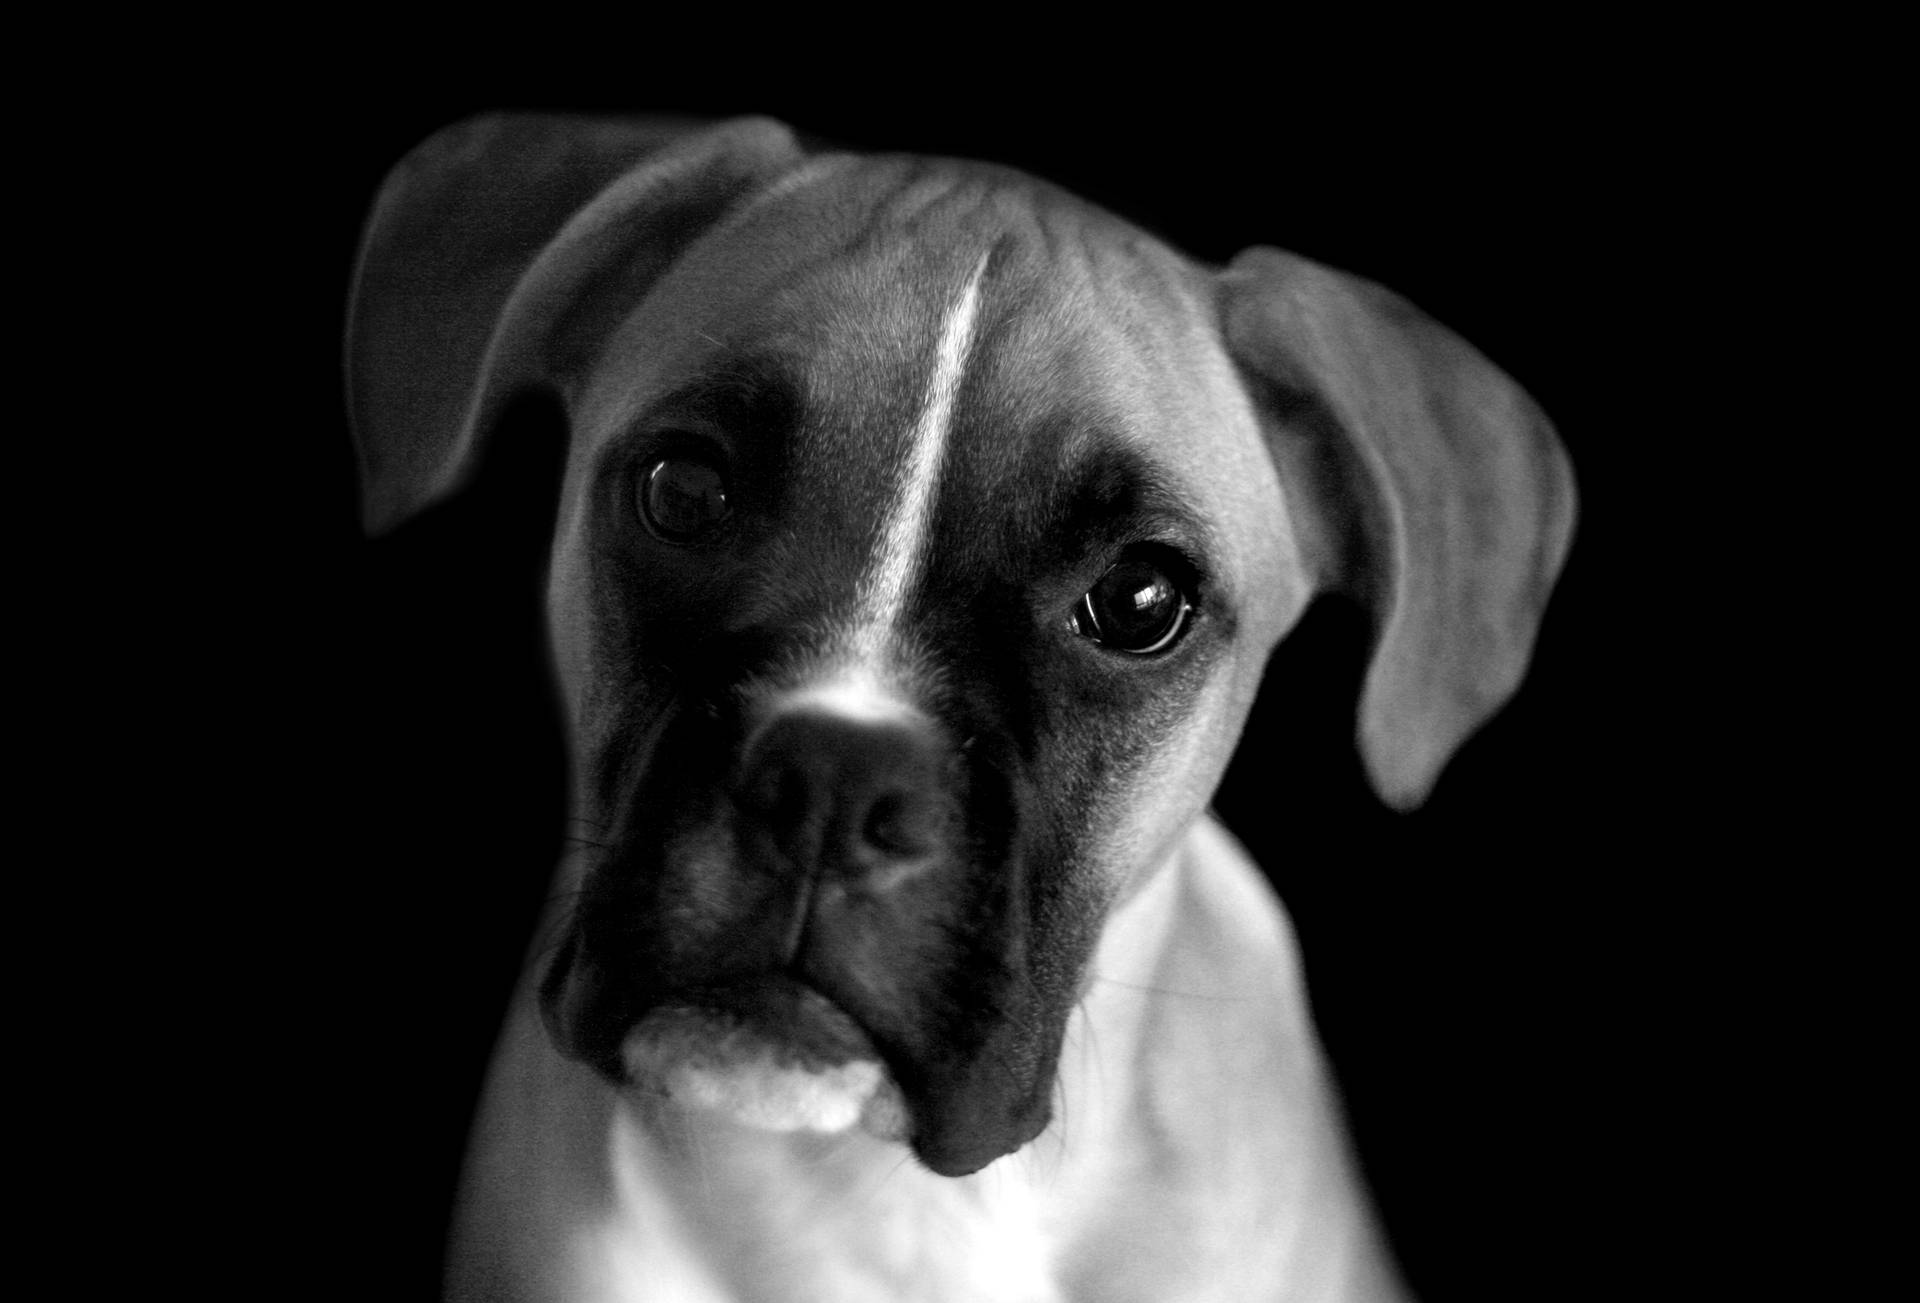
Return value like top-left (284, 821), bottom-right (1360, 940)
top-left (347, 115), bottom-right (1575, 1303)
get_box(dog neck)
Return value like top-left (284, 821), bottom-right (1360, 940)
top-left (457, 820), bottom-right (1379, 1302)
top-left (602, 1102), bottom-right (1061, 1303)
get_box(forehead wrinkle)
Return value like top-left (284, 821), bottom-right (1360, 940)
top-left (627, 349), bottom-right (803, 427)
top-left (953, 245), bottom-right (1219, 530)
top-left (1044, 428), bottom-right (1222, 572)
top-left (660, 160), bottom-right (1088, 451)
top-left (662, 249), bottom-right (947, 532)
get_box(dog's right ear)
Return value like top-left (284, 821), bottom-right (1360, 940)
top-left (345, 114), bottom-right (807, 534)
top-left (1219, 248), bottom-right (1576, 811)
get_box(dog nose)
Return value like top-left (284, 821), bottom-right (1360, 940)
top-left (735, 710), bottom-right (950, 884)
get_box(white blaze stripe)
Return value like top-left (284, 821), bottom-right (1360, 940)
top-left (779, 673), bottom-right (926, 726)
top-left (739, 667), bottom-right (928, 761)
top-left (849, 254), bottom-right (990, 663)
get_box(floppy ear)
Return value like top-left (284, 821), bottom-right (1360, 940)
top-left (345, 114), bottom-right (807, 533)
top-left (1219, 247), bottom-right (1577, 809)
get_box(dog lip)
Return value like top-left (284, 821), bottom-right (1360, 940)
top-left (669, 973), bottom-right (881, 1070)
top-left (912, 1130), bottom-right (1029, 1179)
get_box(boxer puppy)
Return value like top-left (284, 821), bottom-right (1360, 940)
top-left (347, 115), bottom-right (1575, 1302)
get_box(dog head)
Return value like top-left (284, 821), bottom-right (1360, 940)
top-left (347, 116), bottom-right (1574, 1176)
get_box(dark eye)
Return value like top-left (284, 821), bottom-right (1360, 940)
top-left (1069, 558), bottom-right (1192, 655)
top-left (639, 456), bottom-right (730, 542)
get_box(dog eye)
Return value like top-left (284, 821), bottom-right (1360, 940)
top-left (1069, 559), bottom-right (1192, 654)
top-left (640, 456), bottom-right (730, 542)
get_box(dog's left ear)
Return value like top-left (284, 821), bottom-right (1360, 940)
top-left (346, 114), bottom-right (808, 534)
top-left (1219, 248), bottom-right (1577, 809)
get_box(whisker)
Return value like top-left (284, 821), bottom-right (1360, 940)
top-left (1084, 973), bottom-right (1248, 1003)
top-left (878, 1148), bottom-right (917, 1190)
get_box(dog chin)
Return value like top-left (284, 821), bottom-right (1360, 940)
top-left (619, 1005), bottom-right (911, 1141)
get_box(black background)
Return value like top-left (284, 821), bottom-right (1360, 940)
top-left (173, 68), bottom-right (1799, 1300)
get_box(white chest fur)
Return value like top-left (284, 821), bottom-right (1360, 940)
top-left (581, 1109), bottom-right (1063, 1303)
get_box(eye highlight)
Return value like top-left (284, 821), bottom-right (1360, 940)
top-left (1069, 558), bottom-right (1193, 655)
top-left (639, 456), bottom-right (730, 542)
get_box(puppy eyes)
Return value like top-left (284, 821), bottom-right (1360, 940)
top-left (635, 449), bottom-right (1194, 655)
top-left (639, 455), bottom-right (730, 542)
top-left (1069, 558), bottom-right (1193, 655)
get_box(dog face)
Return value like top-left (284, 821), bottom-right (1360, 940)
top-left (348, 116), bottom-right (1573, 1182)
top-left (534, 158), bottom-right (1309, 1176)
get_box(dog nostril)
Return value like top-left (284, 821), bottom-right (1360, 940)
top-left (864, 792), bottom-right (925, 855)
top-left (771, 769), bottom-right (811, 825)
top-left (741, 761), bottom-right (804, 821)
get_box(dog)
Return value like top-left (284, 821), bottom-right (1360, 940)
top-left (347, 114), bottom-right (1575, 1302)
